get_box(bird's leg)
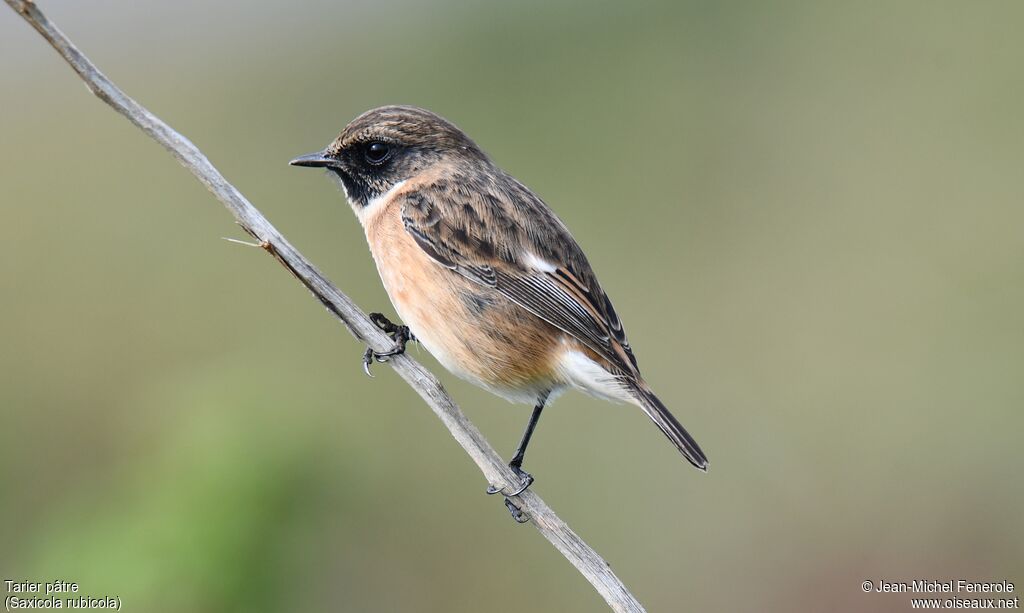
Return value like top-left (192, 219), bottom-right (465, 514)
top-left (487, 395), bottom-right (548, 507)
top-left (362, 313), bottom-right (415, 377)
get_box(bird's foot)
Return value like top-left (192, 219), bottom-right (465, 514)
top-left (487, 464), bottom-right (534, 523)
top-left (485, 463), bottom-right (535, 497)
top-left (362, 313), bottom-right (415, 377)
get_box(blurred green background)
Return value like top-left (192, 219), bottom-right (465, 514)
top-left (2, 1), bottom-right (1022, 611)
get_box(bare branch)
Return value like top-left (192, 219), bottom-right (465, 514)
top-left (4, 1), bottom-right (646, 610)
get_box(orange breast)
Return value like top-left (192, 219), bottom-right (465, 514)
top-left (360, 193), bottom-right (563, 401)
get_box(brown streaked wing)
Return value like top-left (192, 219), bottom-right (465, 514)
top-left (399, 172), bottom-right (639, 377)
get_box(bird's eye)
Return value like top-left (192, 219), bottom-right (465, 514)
top-left (364, 141), bottom-right (391, 165)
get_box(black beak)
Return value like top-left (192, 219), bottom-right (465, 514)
top-left (289, 151), bottom-right (336, 168)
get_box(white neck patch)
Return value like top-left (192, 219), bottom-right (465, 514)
top-left (365, 179), bottom-right (407, 214)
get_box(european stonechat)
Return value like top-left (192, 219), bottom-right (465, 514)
top-left (291, 106), bottom-right (707, 497)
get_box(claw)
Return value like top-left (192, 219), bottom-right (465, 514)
top-left (361, 313), bottom-right (415, 377)
top-left (484, 468), bottom-right (534, 497)
top-left (506, 472), bottom-right (534, 497)
top-left (504, 499), bottom-right (529, 523)
top-left (362, 348), bottom-right (375, 378)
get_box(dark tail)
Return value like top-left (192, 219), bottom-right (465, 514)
top-left (631, 383), bottom-right (708, 471)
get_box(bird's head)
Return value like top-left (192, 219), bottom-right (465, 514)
top-left (290, 105), bottom-right (486, 208)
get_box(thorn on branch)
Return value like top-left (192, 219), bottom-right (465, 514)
top-left (221, 237), bottom-right (262, 247)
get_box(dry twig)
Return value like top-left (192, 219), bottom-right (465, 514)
top-left (3, 1), bottom-right (646, 611)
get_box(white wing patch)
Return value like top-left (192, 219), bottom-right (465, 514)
top-left (523, 251), bottom-right (558, 273)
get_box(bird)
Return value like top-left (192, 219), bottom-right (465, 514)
top-left (291, 105), bottom-right (707, 509)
